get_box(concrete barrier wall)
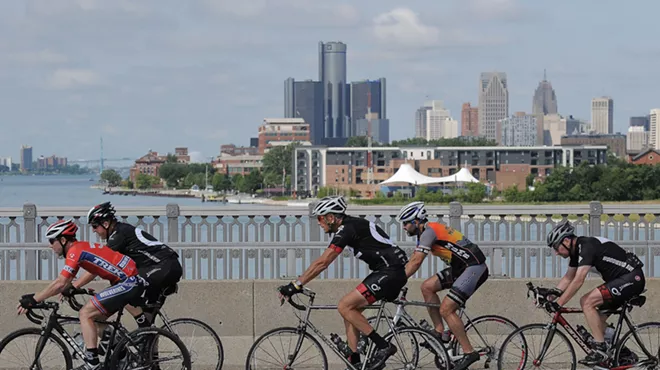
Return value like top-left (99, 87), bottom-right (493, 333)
top-left (2, 278), bottom-right (659, 367)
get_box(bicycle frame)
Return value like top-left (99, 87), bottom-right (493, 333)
top-left (536, 305), bottom-right (657, 369)
top-left (29, 303), bottom-right (126, 368)
top-left (287, 293), bottom-right (406, 370)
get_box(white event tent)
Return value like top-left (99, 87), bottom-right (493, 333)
top-left (380, 164), bottom-right (480, 186)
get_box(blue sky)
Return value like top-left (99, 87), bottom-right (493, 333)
top-left (0, 0), bottom-right (658, 160)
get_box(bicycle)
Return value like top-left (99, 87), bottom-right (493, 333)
top-left (497, 282), bottom-right (660, 370)
top-left (245, 287), bottom-right (451, 369)
top-left (364, 287), bottom-right (519, 369)
top-left (57, 284), bottom-right (225, 370)
top-left (0, 289), bottom-right (192, 369)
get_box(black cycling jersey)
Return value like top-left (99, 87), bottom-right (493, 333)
top-left (569, 236), bottom-right (644, 282)
top-left (328, 216), bottom-right (408, 271)
top-left (107, 222), bottom-right (179, 267)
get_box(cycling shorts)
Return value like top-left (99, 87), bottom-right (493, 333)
top-left (138, 257), bottom-right (183, 306)
top-left (91, 276), bottom-right (145, 316)
top-left (598, 268), bottom-right (645, 310)
top-left (442, 264), bottom-right (488, 307)
top-left (356, 266), bottom-right (407, 304)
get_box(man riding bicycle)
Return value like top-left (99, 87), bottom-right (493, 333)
top-left (396, 201), bottom-right (488, 370)
top-left (17, 220), bottom-right (145, 370)
top-left (545, 220), bottom-right (645, 365)
top-left (73, 202), bottom-right (182, 329)
top-left (278, 196), bottom-right (408, 369)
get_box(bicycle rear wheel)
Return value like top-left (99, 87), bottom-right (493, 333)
top-left (161, 317), bottom-right (224, 370)
top-left (450, 314), bottom-right (519, 368)
top-left (109, 326), bottom-right (192, 370)
top-left (383, 327), bottom-right (450, 369)
top-left (0, 327), bottom-right (73, 369)
top-left (246, 327), bottom-right (328, 369)
top-left (498, 323), bottom-right (576, 370)
top-left (615, 321), bottom-right (660, 368)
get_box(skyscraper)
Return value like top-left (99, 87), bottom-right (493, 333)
top-left (20, 145), bottom-right (32, 173)
top-left (349, 78), bottom-right (386, 122)
top-left (630, 116), bottom-right (650, 131)
top-left (461, 103), bottom-right (479, 136)
top-left (532, 70), bottom-right (558, 115)
top-left (319, 41), bottom-right (349, 142)
top-left (650, 109), bottom-right (660, 150)
top-left (284, 78), bottom-right (324, 145)
top-left (478, 72), bottom-right (509, 141)
top-left (591, 97), bottom-right (614, 134)
top-left (415, 105), bottom-right (432, 139)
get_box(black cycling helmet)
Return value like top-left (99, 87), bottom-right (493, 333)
top-left (87, 201), bottom-right (116, 225)
top-left (546, 220), bottom-right (575, 249)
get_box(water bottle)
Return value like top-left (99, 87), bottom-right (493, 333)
top-left (330, 333), bottom-right (353, 358)
top-left (604, 324), bottom-right (615, 345)
top-left (356, 334), bottom-right (368, 354)
top-left (419, 319), bottom-right (433, 331)
top-left (577, 325), bottom-right (595, 347)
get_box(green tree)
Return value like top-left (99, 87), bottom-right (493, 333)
top-left (166, 154), bottom-right (178, 163)
top-left (244, 170), bottom-right (264, 193)
top-left (464, 183), bottom-right (487, 203)
top-left (212, 173), bottom-right (231, 192)
top-left (233, 174), bottom-right (245, 192)
top-left (525, 173), bottom-right (536, 188)
top-left (136, 174), bottom-right (159, 189)
top-left (346, 136), bottom-right (369, 147)
top-left (262, 144), bottom-right (295, 187)
top-left (100, 169), bottom-right (123, 186)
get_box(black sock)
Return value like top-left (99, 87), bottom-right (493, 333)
top-left (85, 348), bottom-right (99, 365)
top-left (349, 352), bottom-right (361, 364)
top-left (134, 312), bottom-right (151, 328)
top-left (367, 331), bottom-right (388, 349)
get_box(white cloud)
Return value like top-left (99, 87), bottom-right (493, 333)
top-left (48, 69), bottom-right (103, 89)
top-left (372, 8), bottom-right (440, 48)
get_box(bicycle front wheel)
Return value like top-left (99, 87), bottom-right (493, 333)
top-left (383, 327), bottom-right (451, 369)
top-left (0, 327), bottom-right (73, 369)
top-left (246, 327), bottom-right (328, 369)
top-left (498, 323), bottom-right (576, 370)
top-left (110, 326), bottom-right (192, 370)
top-left (162, 317), bottom-right (224, 370)
top-left (451, 314), bottom-right (519, 368)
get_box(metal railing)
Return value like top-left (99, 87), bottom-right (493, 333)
top-left (1, 202), bottom-right (660, 280)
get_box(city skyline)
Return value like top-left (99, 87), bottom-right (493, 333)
top-left (0, 1), bottom-right (658, 159)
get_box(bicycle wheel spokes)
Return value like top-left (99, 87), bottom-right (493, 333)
top-left (458, 315), bottom-right (518, 367)
top-left (164, 318), bottom-right (224, 370)
top-left (113, 328), bottom-right (191, 370)
top-left (498, 324), bottom-right (576, 370)
top-left (616, 322), bottom-right (660, 368)
top-left (384, 327), bottom-right (450, 369)
top-left (246, 328), bottom-right (327, 369)
top-left (0, 328), bottom-right (72, 370)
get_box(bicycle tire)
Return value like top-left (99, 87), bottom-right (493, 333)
top-left (246, 327), bottom-right (328, 370)
top-left (162, 317), bottom-right (224, 370)
top-left (615, 321), bottom-right (660, 367)
top-left (383, 326), bottom-right (451, 370)
top-left (0, 327), bottom-right (73, 369)
top-left (497, 323), bottom-right (576, 370)
top-left (109, 326), bottom-right (192, 369)
top-left (451, 314), bottom-right (519, 365)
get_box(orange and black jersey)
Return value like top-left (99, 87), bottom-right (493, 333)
top-left (328, 216), bottom-right (408, 271)
top-left (416, 222), bottom-right (486, 271)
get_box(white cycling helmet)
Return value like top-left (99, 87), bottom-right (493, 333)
top-left (311, 196), bottom-right (347, 216)
top-left (397, 201), bottom-right (427, 223)
top-left (546, 220), bottom-right (575, 248)
top-left (45, 219), bottom-right (79, 239)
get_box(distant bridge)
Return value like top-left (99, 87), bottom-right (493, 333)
top-left (68, 157), bottom-right (134, 164)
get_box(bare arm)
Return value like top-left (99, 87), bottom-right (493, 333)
top-left (405, 252), bottom-right (427, 278)
top-left (34, 275), bottom-right (74, 302)
top-left (555, 266), bottom-right (577, 292)
top-left (556, 266), bottom-right (590, 306)
top-left (73, 271), bottom-right (97, 288)
top-left (297, 248), bottom-right (340, 286)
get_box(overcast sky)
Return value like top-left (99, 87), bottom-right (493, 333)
top-left (0, 0), bottom-right (657, 161)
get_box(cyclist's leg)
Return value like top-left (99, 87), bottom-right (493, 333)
top-left (135, 259), bottom-right (182, 325)
top-left (441, 264), bottom-right (488, 354)
top-left (580, 289), bottom-right (606, 342)
top-left (421, 268), bottom-right (453, 333)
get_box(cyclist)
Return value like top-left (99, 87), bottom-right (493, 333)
top-left (17, 220), bottom-right (145, 370)
top-left (396, 201), bottom-right (488, 370)
top-left (278, 196), bottom-right (408, 369)
top-left (546, 220), bottom-right (645, 365)
top-left (73, 202), bottom-right (182, 329)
